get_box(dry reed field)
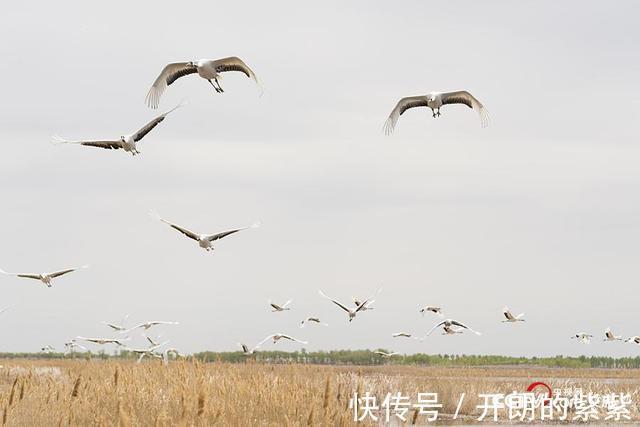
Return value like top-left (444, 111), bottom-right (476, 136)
top-left (0, 359), bottom-right (638, 425)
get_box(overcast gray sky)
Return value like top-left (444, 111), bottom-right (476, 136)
top-left (0, 0), bottom-right (639, 357)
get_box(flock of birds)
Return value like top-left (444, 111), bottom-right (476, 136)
top-left (50, 56), bottom-right (490, 156)
top-left (33, 312), bottom-right (183, 364)
top-left (240, 297), bottom-right (640, 358)
top-left (572, 330), bottom-right (640, 346)
top-left (1, 54), bottom-right (636, 360)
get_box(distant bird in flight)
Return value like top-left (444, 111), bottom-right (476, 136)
top-left (270, 300), bottom-right (292, 312)
top-left (419, 306), bottom-right (443, 317)
top-left (392, 332), bottom-right (421, 340)
top-left (571, 332), bottom-right (593, 344)
top-left (319, 290), bottom-right (371, 322)
top-left (146, 57), bottom-right (261, 109)
top-left (425, 319), bottom-right (482, 337)
top-left (238, 343), bottom-right (260, 356)
top-left (374, 350), bottom-right (398, 358)
top-left (76, 336), bottom-right (130, 346)
top-left (502, 306), bottom-right (525, 323)
top-left (54, 104), bottom-right (181, 156)
top-left (604, 328), bottom-right (623, 342)
top-left (41, 345), bottom-right (55, 353)
top-left (300, 317), bottom-right (328, 328)
top-left (392, 332), bottom-right (412, 338)
top-left (261, 334), bottom-right (308, 345)
top-left (121, 321), bottom-right (178, 334)
top-left (151, 211), bottom-right (260, 252)
top-left (103, 314), bottom-right (130, 332)
top-left (384, 90), bottom-right (489, 134)
top-left (0, 265), bottom-right (87, 287)
top-left (239, 342), bottom-right (262, 356)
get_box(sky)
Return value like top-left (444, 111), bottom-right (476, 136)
top-left (0, 0), bottom-right (639, 357)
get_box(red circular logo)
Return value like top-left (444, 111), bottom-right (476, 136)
top-left (527, 382), bottom-right (553, 406)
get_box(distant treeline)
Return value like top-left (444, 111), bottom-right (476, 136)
top-left (194, 350), bottom-right (640, 369)
top-left (3, 350), bottom-right (640, 368)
